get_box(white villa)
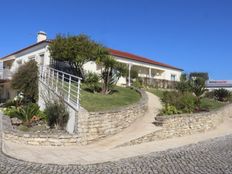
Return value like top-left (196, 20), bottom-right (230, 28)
top-left (0, 32), bottom-right (183, 100)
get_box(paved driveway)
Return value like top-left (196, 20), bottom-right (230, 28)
top-left (1, 135), bottom-right (232, 174)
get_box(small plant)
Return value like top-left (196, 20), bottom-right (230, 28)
top-left (213, 88), bottom-right (231, 102)
top-left (132, 79), bottom-right (143, 89)
top-left (3, 103), bottom-right (44, 127)
top-left (160, 104), bottom-right (182, 115)
top-left (3, 106), bottom-right (18, 118)
top-left (44, 98), bottom-right (69, 129)
top-left (3, 92), bottom-right (24, 108)
top-left (84, 72), bottom-right (100, 93)
top-left (15, 103), bottom-right (42, 126)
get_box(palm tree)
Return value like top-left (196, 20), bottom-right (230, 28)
top-left (189, 77), bottom-right (207, 110)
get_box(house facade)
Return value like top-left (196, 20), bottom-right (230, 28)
top-left (0, 32), bottom-right (183, 100)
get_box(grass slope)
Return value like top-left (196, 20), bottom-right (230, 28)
top-left (80, 86), bottom-right (141, 112)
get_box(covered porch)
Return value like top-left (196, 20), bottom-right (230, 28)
top-left (116, 62), bottom-right (176, 89)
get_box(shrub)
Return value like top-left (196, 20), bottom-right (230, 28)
top-left (3, 92), bottom-right (24, 108)
top-left (132, 79), bottom-right (143, 89)
top-left (84, 72), bottom-right (100, 93)
top-left (213, 88), bottom-right (231, 102)
top-left (11, 60), bottom-right (38, 103)
top-left (160, 91), bottom-right (197, 115)
top-left (3, 103), bottom-right (44, 126)
top-left (44, 99), bottom-right (69, 129)
top-left (15, 103), bottom-right (41, 125)
top-left (3, 106), bottom-right (18, 118)
top-left (160, 104), bottom-right (182, 115)
top-left (176, 93), bottom-right (197, 113)
top-left (176, 81), bottom-right (191, 93)
top-left (161, 91), bottom-right (180, 106)
top-left (204, 90), bottom-right (215, 99)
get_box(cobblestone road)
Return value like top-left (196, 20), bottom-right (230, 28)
top-left (0, 134), bottom-right (232, 174)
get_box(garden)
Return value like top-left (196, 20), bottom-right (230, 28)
top-left (147, 73), bottom-right (231, 116)
top-left (2, 60), bottom-right (70, 133)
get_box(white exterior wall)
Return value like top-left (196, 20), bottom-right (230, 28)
top-left (82, 56), bottom-right (182, 85)
top-left (6, 43), bottom-right (50, 73)
top-left (83, 61), bottom-right (98, 73)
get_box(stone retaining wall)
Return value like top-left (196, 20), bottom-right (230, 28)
top-left (2, 115), bottom-right (80, 146)
top-left (76, 89), bottom-right (148, 144)
top-left (3, 131), bottom-right (79, 146)
top-left (2, 88), bottom-right (148, 146)
top-left (120, 104), bottom-right (232, 147)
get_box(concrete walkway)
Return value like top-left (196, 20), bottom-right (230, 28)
top-left (89, 92), bottom-right (162, 148)
top-left (2, 92), bottom-right (232, 165)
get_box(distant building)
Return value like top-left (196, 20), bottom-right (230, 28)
top-left (206, 80), bottom-right (232, 91)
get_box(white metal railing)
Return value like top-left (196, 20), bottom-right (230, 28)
top-left (0, 69), bottom-right (12, 80)
top-left (39, 66), bottom-right (82, 110)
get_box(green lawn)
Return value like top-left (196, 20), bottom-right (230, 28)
top-left (200, 98), bottom-right (226, 111)
top-left (146, 88), bottom-right (165, 98)
top-left (80, 86), bottom-right (141, 112)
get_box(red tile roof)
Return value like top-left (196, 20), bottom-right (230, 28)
top-left (109, 48), bottom-right (183, 71)
top-left (0, 40), bottom-right (182, 71)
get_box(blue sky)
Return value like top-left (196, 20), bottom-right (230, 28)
top-left (0, 0), bottom-right (231, 79)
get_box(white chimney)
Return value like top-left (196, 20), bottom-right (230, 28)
top-left (37, 31), bottom-right (47, 43)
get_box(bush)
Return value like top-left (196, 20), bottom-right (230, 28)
top-left (3, 92), bottom-right (24, 108)
top-left (204, 91), bottom-right (215, 99)
top-left (3, 106), bottom-right (18, 118)
top-left (160, 104), bottom-right (182, 115)
top-left (15, 103), bottom-right (42, 125)
top-left (3, 103), bottom-right (44, 126)
top-left (213, 88), bottom-right (231, 102)
top-left (44, 99), bottom-right (69, 129)
top-left (161, 91), bottom-right (180, 106)
top-left (176, 81), bottom-right (190, 93)
top-left (11, 60), bottom-right (38, 103)
top-left (84, 72), bottom-right (100, 93)
top-left (132, 79), bottom-right (143, 89)
top-left (176, 93), bottom-right (197, 113)
top-left (160, 91), bottom-right (197, 115)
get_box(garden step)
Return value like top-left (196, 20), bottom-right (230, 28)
top-left (152, 120), bottom-right (163, 126)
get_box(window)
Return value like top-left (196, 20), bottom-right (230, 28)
top-left (28, 55), bottom-right (35, 60)
top-left (39, 53), bottom-right (45, 65)
top-left (171, 74), bottom-right (176, 81)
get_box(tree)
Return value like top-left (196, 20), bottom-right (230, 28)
top-left (97, 56), bottom-right (127, 94)
top-left (176, 73), bottom-right (191, 94)
top-left (11, 60), bottom-right (38, 103)
top-left (189, 77), bottom-right (207, 109)
top-left (49, 34), bottom-right (108, 79)
top-left (130, 69), bottom-right (139, 80)
top-left (190, 72), bottom-right (209, 81)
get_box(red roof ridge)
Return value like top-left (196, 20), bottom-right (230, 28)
top-left (108, 48), bottom-right (183, 71)
top-left (0, 40), bottom-right (182, 71)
